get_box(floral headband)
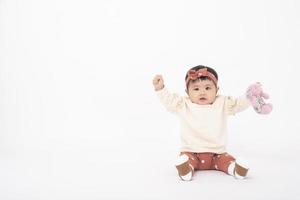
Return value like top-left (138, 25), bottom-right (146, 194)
top-left (186, 68), bottom-right (218, 88)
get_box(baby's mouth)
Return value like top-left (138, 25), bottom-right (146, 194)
top-left (199, 97), bottom-right (206, 101)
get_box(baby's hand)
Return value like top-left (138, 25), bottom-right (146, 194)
top-left (153, 75), bottom-right (164, 91)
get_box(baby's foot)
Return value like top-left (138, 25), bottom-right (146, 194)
top-left (175, 154), bottom-right (194, 181)
top-left (228, 160), bottom-right (249, 179)
top-left (234, 162), bottom-right (249, 179)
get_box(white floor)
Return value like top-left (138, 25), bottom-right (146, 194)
top-left (1, 0), bottom-right (300, 199)
top-left (1, 118), bottom-right (299, 200)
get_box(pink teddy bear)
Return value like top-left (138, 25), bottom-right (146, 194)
top-left (246, 82), bottom-right (273, 114)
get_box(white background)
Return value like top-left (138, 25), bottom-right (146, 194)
top-left (1, 0), bottom-right (300, 199)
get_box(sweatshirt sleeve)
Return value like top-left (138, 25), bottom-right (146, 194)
top-left (225, 95), bottom-right (251, 116)
top-left (156, 87), bottom-right (185, 113)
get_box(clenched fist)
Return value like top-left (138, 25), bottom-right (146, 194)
top-left (153, 75), bottom-right (165, 91)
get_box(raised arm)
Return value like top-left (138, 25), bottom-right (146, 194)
top-left (225, 82), bottom-right (273, 116)
top-left (225, 95), bottom-right (251, 116)
top-left (153, 74), bottom-right (184, 113)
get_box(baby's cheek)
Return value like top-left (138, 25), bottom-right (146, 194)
top-left (211, 93), bottom-right (217, 99)
top-left (189, 94), bottom-right (197, 100)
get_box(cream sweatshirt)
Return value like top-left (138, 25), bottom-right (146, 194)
top-left (156, 87), bottom-right (250, 153)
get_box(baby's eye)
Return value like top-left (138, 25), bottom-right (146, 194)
top-left (194, 88), bottom-right (199, 91)
top-left (205, 87), bottom-right (211, 90)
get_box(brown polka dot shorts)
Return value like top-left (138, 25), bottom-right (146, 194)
top-left (181, 152), bottom-right (236, 174)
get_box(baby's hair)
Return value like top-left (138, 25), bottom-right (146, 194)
top-left (185, 65), bottom-right (218, 87)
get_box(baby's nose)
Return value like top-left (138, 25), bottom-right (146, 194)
top-left (199, 89), bottom-right (206, 94)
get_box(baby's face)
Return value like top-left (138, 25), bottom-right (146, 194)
top-left (187, 79), bottom-right (218, 105)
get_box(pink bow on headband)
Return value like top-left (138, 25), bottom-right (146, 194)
top-left (186, 68), bottom-right (218, 87)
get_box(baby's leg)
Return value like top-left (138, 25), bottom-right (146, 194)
top-left (212, 153), bottom-right (249, 179)
top-left (211, 153), bottom-right (235, 174)
top-left (180, 152), bottom-right (199, 170)
top-left (175, 152), bottom-right (214, 181)
top-left (175, 153), bottom-right (195, 181)
top-left (180, 152), bottom-right (214, 170)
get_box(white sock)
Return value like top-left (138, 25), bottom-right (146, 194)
top-left (232, 159), bottom-right (249, 179)
top-left (228, 161), bottom-right (235, 176)
top-left (176, 154), bottom-right (193, 181)
top-left (180, 170), bottom-right (193, 181)
top-left (176, 154), bottom-right (189, 166)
